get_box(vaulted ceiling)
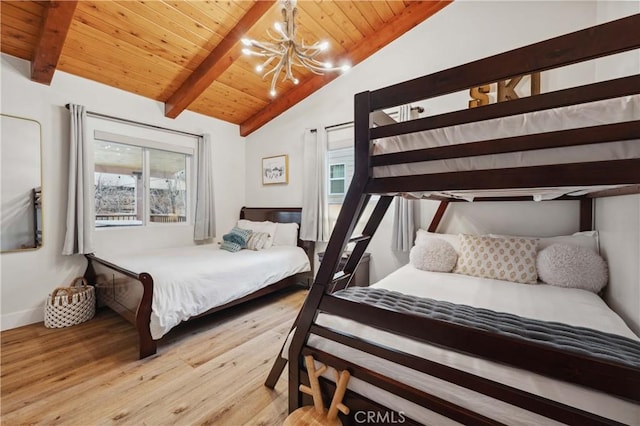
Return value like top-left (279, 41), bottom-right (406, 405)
top-left (1, 1), bottom-right (450, 135)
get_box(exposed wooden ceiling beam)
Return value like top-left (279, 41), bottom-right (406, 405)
top-left (239, 0), bottom-right (453, 137)
top-left (164, 0), bottom-right (277, 119)
top-left (31, 0), bottom-right (78, 85)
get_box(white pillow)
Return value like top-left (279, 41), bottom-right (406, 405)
top-left (537, 243), bottom-right (608, 293)
top-left (273, 222), bottom-right (299, 247)
top-left (415, 229), bottom-right (461, 254)
top-left (489, 231), bottom-right (599, 253)
top-left (237, 219), bottom-right (277, 249)
top-left (246, 232), bottom-right (270, 251)
top-left (410, 238), bottom-right (458, 272)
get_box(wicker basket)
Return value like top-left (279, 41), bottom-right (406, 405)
top-left (44, 277), bottom-right (96, 328)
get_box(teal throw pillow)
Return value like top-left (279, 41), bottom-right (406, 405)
top-left (220, 227), bottom-right (252, 252)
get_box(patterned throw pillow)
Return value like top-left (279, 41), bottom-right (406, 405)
top-left (246, 231), bottom-right (270, 251)
top-left (237, 220), bottom-right (276, 249)
top-left (220, 227), bottom-right (252, 252)
top-left (454, 235), bottom-right (538, 284)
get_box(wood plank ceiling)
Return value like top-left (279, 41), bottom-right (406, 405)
top-left (1, 1), bottom-right (451, 136)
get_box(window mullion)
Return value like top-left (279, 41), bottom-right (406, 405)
top-left (187, 155), bottom-right (193, 224)
top-left (143, 148), bottom-right (150, 225)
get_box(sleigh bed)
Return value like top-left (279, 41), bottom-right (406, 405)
top-left (267, 15), bottom-right (640, 425)
top-left (83, 207), bottom-right (314, 359)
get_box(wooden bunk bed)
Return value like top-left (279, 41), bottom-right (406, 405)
top-left (266, 15), bottom-right (640, 425)
top-left (83, 207), bottom-right (314, 359)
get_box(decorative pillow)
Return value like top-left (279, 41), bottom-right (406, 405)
top-left (410, 238), bottom-right (458, 272)
top-left (237, 219), bottom-right (277, 249)
top-left (537, 243), bottom-right (608, 293)
top-left (246, 231), bottom-right (270, 251)
top-left (454, 235), bottom-right (538, 284)
top-left (220, 227), bottom-right (252, 252)
top-left (273, 222), bottom-right (299, 247)
top-left (415, 229), bottom-right (461, 254)
top-left (220, 240), bottom-right (242, 252)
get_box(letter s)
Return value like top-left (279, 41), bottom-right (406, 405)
top-left (469, 84), bottom-right (490, 108)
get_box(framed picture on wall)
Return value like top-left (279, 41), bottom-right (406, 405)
top-left (262, 154), bottom-right (289, 185)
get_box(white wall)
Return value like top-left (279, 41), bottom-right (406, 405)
top-left (593, 2), bottom-right (640, 335)
top-left (244, 1), bottom-right (628, 282)
top-left (595, 1), bottom-right (640, 82)
top-left (596, 195), bottom-right (640, 335)
top-left (0, 54), bottom-right (246, 330)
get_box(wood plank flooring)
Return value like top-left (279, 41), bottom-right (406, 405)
top-left (1, 287), bottom-right (306, 425)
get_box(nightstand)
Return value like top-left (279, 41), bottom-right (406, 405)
top-left (317, 251), bottom-right (371, 292)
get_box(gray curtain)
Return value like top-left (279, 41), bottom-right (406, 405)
top-left (391, 105), bottom-right (418, 252)
top-left (300, 128), bottom-right (330, 242)
top-left (194, 134), bottom-right (215, 241)
top-left (62, 104), bottom-right (95, 255)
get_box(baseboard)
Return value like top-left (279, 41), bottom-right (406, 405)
top-left (1, 307), bottom-right (43, 331)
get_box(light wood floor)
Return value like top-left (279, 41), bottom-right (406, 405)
top-left (1, 287), bottom-right (306, 425)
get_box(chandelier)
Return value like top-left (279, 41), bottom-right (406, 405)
top-left (241, 0), bottom-right (350, 97)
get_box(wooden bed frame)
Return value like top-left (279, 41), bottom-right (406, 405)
top-left (83, 207), bottom-right (314, 359)
top-left (266, 15), bottom-right (640, 425)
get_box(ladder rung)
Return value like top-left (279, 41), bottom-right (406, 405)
top-left (332, 271), bottom-right (348, 281)
top-left (348, 235), bottom-right (371, 244)
top-left (330, 272), bottom-right (352, 293)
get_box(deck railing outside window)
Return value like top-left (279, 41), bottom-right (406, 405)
top-left (95, 214), bottom-right (186, 226)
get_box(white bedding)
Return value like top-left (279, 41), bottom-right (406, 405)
top-left (372, 95), bottom-right (640, 200)
top-left (296, 265), bottom-right (639, 425)
top-left (101, 244), bottom-right (310, 339)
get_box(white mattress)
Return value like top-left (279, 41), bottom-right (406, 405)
top-left (296, 265), bottom-right (639, 425)
top-left (101, 244), bottom-right (310, 339)
top-left (372, 95), bottom-right (640, 199)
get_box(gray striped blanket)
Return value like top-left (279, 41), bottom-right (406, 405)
top-left (333, 287), bottom-right (640, 368)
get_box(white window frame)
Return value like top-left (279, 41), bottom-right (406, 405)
top-left (94, 130), bottom-right (195, 228)
top-left (328, 162), bottom-right (346, 196)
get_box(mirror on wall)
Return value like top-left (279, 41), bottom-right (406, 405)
top-left (1, 114), bottom-right (43, 252)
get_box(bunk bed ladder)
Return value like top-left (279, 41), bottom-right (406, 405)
top-left (315, 89), bottom-right (381, 295)
top-left (289, 193), bottom-right (394, 412)
top-left (267, 90), bottom-right (387, 412)
top-left (264, 194), bottom-right (393, 390)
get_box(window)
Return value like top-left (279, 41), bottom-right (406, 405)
top-left (94, 131), bottom-right (193, 228)
top-left (324, 109), bottom-right (411, 234)
top-left (326, 147), bottom-right (353, 205)
top-left (94, 141), bottom-right (142, 226)
top-left (329, 163), bottom-right (346, 195)
top-left (149, 149), bottom-right (187, 223)
top-left (325, 125), bottom-right (375, 233)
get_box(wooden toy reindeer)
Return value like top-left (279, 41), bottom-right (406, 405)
top-left (283, 355), bottom-right (351, 426)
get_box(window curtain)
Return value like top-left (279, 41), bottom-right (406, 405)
top-left (62, 104), bottom-right (95, 255)
top-left (391, 105), bottom-right (419, 252)
top-left (300, 128), bottom-right (330, 242)
top-left (194, 134), bottom-right (215, 241)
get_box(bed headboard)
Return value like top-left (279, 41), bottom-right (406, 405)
top-left (239, 207), bottom-right (315, 272)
